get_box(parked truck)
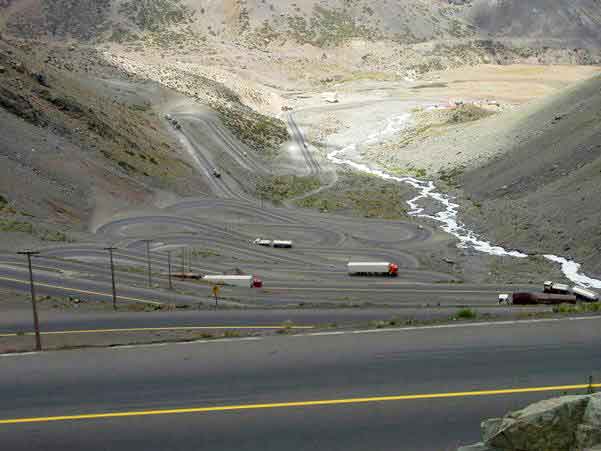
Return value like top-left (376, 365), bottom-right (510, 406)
top-left (544, 281), bottom-right (599, 302)
top-left (572, 286), bottom-right (599, 302)
top-left (202, 274), bottom-right (263, 288)
top-left (347, 262), bottom-right (399, 277)
top-left (543, 281), bottom-right (570, 295)
top-left (511, 292), bottom-right (577, 305)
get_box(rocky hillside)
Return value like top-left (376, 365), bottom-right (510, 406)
top-left (0, 37), bottom-right (206, 234)
top-left (455, 74), bottom-right (601, 277)
top-left (469, 0), bottom-right (601, 48)
top-left (2, 0), bottom-right (601, 50)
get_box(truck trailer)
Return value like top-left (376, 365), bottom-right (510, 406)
top-left (347, 262), bottom-right (398, 277)
top-left (511, 292), bottom-right (577, 305)
top-left (202, 274), bottom-right (263, 288)
top-left (272, 240), bottom-right (293, 248)
top-left (253, 238), bottom-right (293, 248)
top-left (572, 286), bottom-right (599, 302)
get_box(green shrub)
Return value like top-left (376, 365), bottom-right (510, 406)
top-left (456, 308), bottom-right (477, 320)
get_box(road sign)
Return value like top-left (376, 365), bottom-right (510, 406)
top-left (212, 285), bottom-right (220, 310)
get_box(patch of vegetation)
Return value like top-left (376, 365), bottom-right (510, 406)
top-left (297, 172), bottom-right (408, 219)
top-left (0, 195), bottom-right (16, 214)
top-left (438, 165), bottom-right (465, 187)
top-left (388, 166), bottom-right (428, 178)
top-left (39, 0), bottom-right (112, 40)
top-left (190, 249), bottom-right (220, 258)
top-left (214, 103), bottom-right (289, 157)
top-left (108, 27), bottom-right (139, 43)
top-left (38, 90), bottom-right (84, 114)
top-left (456, 308), bottom-right (477, 320)
top-left (0, 218), bottom-right (33, 233)
top-left (448, 104), bottom-right (495, 124)
top-left (39, 230), bottom-right (68, 242)
top-left (286, 5), bottom-right (381, 47)
top-left (129, 102), bottom-right (151, 112)
top-left (0, 218), bottom-right (70, 241)
top-left (339, 71), bottom-right (401, 83)
top-left (256, 175), bottom-right (321, 203)
top-left (553, 303), bottom-right (601, 314)
top-left (118, 0), bottom-right (195, 33)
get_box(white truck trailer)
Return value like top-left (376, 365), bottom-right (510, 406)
top-left (347, 262), bottom-right (399, 277)
top-left (572, 286), bottom-right (599, 302)
top-left (253, 238), bottom-right (293, 248)
top-left (202, 275), bottom-right (263, 288)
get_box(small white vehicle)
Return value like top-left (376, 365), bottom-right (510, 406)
top-left (498, 294), bottom-right (510, 304)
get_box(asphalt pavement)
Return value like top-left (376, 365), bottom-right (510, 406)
top-left (1, 316), bottom-right (599, 450)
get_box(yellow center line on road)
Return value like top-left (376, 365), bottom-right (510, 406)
top-left (1, 383), bottom-right (599, 425)
top-left (0, 275), bottom-right (162, 306)
top-left (0, 325), bottom-right (314, 337)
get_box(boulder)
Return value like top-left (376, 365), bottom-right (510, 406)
top-left (459, 394), bottom-right (600, 450)
top-left (576, 394), bottom-right (601, 448)
top-left (487, 395), bottom-right (589, 450)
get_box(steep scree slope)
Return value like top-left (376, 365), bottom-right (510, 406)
top-left (457, 74), bottom-right (601, 276)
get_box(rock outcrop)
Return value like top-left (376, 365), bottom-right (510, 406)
top-left (459, 393), bottom-right (601, 451)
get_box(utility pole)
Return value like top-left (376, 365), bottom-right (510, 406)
top-left (167, 251), bottom-right (173, 290)
top-left (104, 246), bottom-right (118, 310)
top-left (17, 250), bottom-right (42, 351)
top-left (181, 248), bottom-right (185, 273)
top-left (143, 240), bottom-right (152, 288)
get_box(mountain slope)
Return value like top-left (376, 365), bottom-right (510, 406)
top-left (0, 38), bottom-right (206, 234)
top-left (3, 0), bottom-right (601, 49)
top-left (469, 0), bottom-right (601, 48)
top-left (457, 74), bottom-right (601, 276)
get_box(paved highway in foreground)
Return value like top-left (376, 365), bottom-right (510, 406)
top-left (1, 317), bottom-right (599, 450)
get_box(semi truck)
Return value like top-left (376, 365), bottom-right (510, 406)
top-left (544, 281), bottom-right (599, 301)
top-left (202, 274), bottom-right (263, 288)
top-left (347, 262), bottom-right (398, 277)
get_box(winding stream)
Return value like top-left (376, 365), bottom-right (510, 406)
top-left (327, 114), bottom-right (601, 289)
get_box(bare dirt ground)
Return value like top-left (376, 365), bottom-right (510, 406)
top-left (287, 64), bottom-right (601, 176)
